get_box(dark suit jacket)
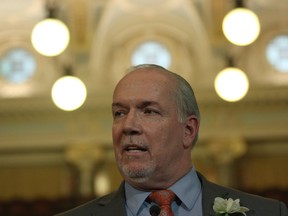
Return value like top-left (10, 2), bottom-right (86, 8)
top-left (55, 172), bottom-right (288, 216)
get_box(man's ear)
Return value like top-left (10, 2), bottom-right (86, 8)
top-left (183, 115), bottom-right (199, 149)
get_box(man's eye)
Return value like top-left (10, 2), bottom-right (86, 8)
top-left (144, 109), bottom-right (160, 115)
top-left (113, 111), bottom-right (124, 118)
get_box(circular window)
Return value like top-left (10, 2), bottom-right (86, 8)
top-left (0, 48), bottom-right (37, 83)
top-left (265, 34), bottom-right (288, 73)
top-left (131, 41), bottom-right (171, 69)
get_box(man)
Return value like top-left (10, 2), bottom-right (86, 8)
top-left (56, 64), bottom-right (287, 216)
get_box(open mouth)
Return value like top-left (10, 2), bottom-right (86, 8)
top-left (125, 145), bottom-right (148, 153)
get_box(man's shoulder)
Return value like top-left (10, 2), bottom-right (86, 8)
top-left (53, 194), bottom-right (110, 216)
top-left (197, 172), bottom-right (288, 215)
top-left (54, 191), bottom-right (125, 216)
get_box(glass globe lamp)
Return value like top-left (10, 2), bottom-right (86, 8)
top-left (31, 18), bottom-right (70, 56)
top-left (222, 8), bottom-right (260, 46)
top-left (214, 67), bottom-right (249, 102)
top-left (51, 75), bottom-right (87, 111)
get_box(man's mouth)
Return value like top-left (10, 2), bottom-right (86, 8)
top-left (124, 145), bottom-right (148, 153)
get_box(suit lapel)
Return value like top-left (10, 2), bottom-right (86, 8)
top-left (197, 172), bottom-right (219, 216)
top-left (197, 172), bottom-right (256, 216)
top-left (96, 182), bottom-right (127, 216)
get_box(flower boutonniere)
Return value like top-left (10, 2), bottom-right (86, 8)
top-left (213, 197), bottom-right (249, 216)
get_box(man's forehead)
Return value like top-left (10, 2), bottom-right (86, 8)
top-left (116, 70), bottom-right (173, 92)
top-left (113, 84), bottom-right (162, 102)
top-left (113, 81), bottom-right (171, 106)
top-left (112, 100), bottom-right (160, 108)
top-left (122, 68), bottom-right (171, 83)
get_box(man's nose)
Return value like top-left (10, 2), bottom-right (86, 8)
top-left (123, 110), bottom-right (141, 135)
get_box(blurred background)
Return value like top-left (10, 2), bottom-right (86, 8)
top-left (0, 0), bottom-right (288, 215)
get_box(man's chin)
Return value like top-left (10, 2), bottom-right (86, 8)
top-left (120, 164), bottom-right (155, 183)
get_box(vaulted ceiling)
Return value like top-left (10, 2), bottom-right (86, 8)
top-left (0, 0), bottom-right (288, 153)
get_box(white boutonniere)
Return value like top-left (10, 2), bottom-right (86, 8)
top-left (213, 197), bottom-right (250, 216)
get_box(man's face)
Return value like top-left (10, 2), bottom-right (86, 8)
top-left (112, 69), bottom-right (194, 189)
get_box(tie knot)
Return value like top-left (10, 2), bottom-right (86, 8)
top-left (149, 190), bottom-right (175, 206)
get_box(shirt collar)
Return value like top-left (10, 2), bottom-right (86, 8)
top-left (125, 182), bottom-right (150, 215)
top-left (124, 167), bottom-right (202, 214)
top-left (169, 166), bottom-right (202, 210)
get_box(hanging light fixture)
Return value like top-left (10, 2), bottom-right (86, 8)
top-left (31, 1), bottom-right (70, 56)
top-left (51, 66), bottom-right (87, 111)
top-left (222, 0), bottom-right (260, 46)
top-left (214, 57), bottom-right (249, 102)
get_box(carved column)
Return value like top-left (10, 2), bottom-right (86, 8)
top-left (65, 144), bottom-right (104, 197)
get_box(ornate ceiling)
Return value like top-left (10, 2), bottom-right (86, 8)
top-left (0, 0), bottom-right (288, 153)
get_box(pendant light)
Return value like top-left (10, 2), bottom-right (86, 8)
top-left (31, 1), bottom-right (70, 56)
top-left (214, 57), bottom-right (249, 102)
top-left (51, 66), bottom-right (87, 111)
top-left (222, 0), bottom-right (260, 46)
